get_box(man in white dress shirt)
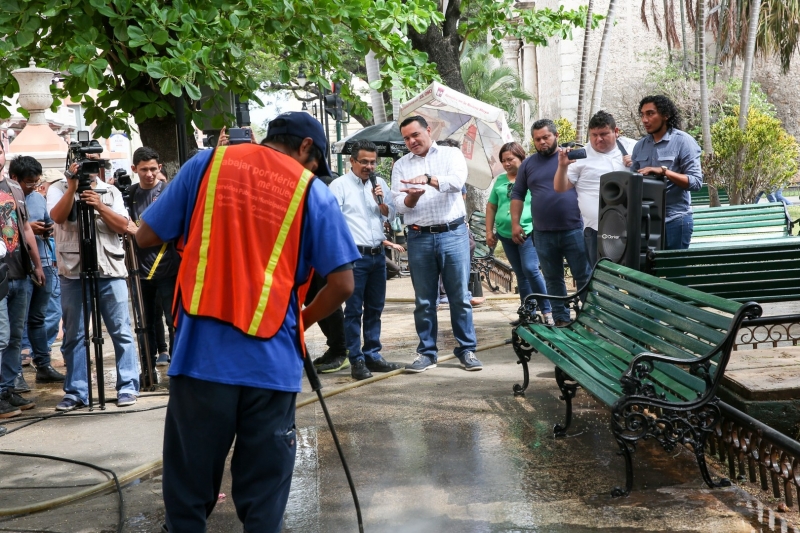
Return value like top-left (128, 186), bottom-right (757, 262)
top-left (329, 140), bottom-right (404, 380)
top-left (554, 110), bottom-right (636, 265)
top-left (392, 116), bottom-right (481, 373)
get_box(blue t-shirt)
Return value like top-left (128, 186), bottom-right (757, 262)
top-left (511, 152), bottom-right (583, 232)
top-left (24, 191), bottom-right (55, 266)
top-left (141, 149), bottom-right (359, 392)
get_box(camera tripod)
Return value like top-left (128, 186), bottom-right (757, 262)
top-left (75, 196), bottom-right (108, 410)
top-left (123, 233), bottom-right (156, 391)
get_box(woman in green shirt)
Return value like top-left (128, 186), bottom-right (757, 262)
top-left (486, 142), bottom-right (552, 325)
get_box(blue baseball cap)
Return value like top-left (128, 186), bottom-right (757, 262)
top-left (266, 112), bottom-right (332, 178)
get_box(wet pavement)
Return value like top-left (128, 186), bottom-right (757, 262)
top-left (0, 276), bottom-right (798, 532)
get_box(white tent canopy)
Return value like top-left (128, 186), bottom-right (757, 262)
top-left (400, 81), bottom-right (514, 189)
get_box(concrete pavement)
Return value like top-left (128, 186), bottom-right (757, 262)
top-left (0, 276), bottom-right (797, 532)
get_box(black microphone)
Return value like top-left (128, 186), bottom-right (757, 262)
top-left (368, 172), bottom-right (383, 205)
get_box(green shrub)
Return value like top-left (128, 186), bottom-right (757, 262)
top-left (704, 108), bottom-right (799, 204)
top-left (554, 117), bottom-right (576, 144)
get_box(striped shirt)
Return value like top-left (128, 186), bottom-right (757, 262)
top-left (391, 143), bottom-right (467, 226)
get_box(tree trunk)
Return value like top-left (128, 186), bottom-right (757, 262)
top-left (712, 0), bottom-right (729, 85)
top-left (679, 0), bottom-right (689, 71)
top-left (697, 0), bottom-right (719, 207)
top-left (663, 0), bottom-right (673, 62)
top-left (589, 0), bottom-right (619, 118)
top-left (407, 0), bottom-right (466, 92)
top-left (138, 115), bottom-right (181, 178)
top-left (739, 0), bottom-right (761, 130)
top-left (733, 0), bottom-right (761, 205)
top-left (575, 0), bottom-right (595, 142)
top-left (365, 51), bottom-right (386, 125)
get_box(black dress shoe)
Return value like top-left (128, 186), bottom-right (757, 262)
top-left (13, 373), bottom-right (31, 393)
top-left (35, 364), bottom-right (66, 383)
top-left (3, 390), bottom-right (35, 410)
top-left (350, 359), bottom-right (373, 381)
top-left (365, 357), bottom-right (403, 373)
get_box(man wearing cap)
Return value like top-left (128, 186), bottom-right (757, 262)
top-left (135, 112), bottom-right (358, 532)
top-left (329, 139), bottom-right (403, 380)
top-left (392, 115), bottom-right (481, 373)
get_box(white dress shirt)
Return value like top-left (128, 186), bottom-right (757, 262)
top-left (328, 171), bottom-right (395, 248)
top-left (391, 144), bottom-right (467, 226)
top-left (567, 137), bottom-right (637, 231)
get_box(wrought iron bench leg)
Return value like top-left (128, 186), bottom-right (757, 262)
top-left (694, 426), bottom-right (732, 489)
top-left (512, 330), bottom-right (531, 396)
top-left (554, 367), bottom-right (580, 437)
top-left (611, 438), bottom-right (635, 497)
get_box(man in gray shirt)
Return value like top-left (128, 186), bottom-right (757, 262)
top-left (629, 95), bottom-right (703, 250)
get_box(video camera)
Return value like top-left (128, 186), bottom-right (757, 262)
top-left (560, 142), bottom-right (587, 161)
top-left (67, 131), bottom-right (106, 193)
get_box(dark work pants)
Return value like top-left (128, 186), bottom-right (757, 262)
top-left (304, 272), bottom-right (346, 357)
top-left (140, 276), bottom-right (176, 366)
top-left (163, 376), bottom-right (297, 533)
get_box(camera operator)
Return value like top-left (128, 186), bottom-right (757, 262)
top-left (48, 158), bottom-right (140, 411)
top-left (10, 159), bottom-right (65, 386)
top-left (124, 147), bottom-right (179, 371)
top-left (0, 156), bottom-right (45, 411)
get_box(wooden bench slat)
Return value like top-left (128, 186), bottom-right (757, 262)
top-left (593, 268), bottom-right (741, 327)
top-left (589, 282), bottom-right (727, 347)
top-left (567, 326), bottom-right (702, 401)
top-left (515, 327), bottom-right (623, 406)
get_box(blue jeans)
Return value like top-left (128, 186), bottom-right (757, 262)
top-left (665, 213), bottom-right (693, 250)
top-left (46, 270), bottom-right (62, 347)
top-left (60, 277), bottom-right (139, 403)
top-left (27, 265), bottom-right (57, 367)
top-left (533, 228), bottom-right (592, 323)
top-left (0, 279), bottom-right (32, 392)
top-left (407, 223), bottom-right (476, 359)
top-left (497, 234), bottom-right (551, 313)
top-left (344, 253), bottom-right (386, 363)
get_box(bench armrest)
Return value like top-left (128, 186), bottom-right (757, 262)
top-left (620, 300), bottom-right (763, 407)
top-left (516, 273), bottom-right (594, 326)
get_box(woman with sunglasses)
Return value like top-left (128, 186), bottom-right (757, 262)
top-left (486, 142), bottom-right (553, 326)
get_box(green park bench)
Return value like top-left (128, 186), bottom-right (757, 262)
top-left (691, 185), bottom-right (729, 207)
top-left (648, 238), bottom-right (800, 303)
top-left (468, 211), bottom-right (514, 292)
top-left (511, 260), bottom-right (762, 496)
top-left (689, 202), bottom-right (793, 247)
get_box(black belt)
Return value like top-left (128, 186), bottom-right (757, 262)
top-left (410, 217), bottom-right (465, 234)
top-left (357, 245), bottom-right (384, 255)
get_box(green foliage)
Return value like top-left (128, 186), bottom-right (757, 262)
top-left (0, 0), bottom-right (441, 136)
top-left (619, 54), bottom-right (777, 142)
top-left (554, 118), bottom-right (577, 144)
top-left (460, 45), bottom-right (534, 136)
top-left (704, 108), bottom-right (799, 204)
top-left (460, 1), bottom-right (602, 58)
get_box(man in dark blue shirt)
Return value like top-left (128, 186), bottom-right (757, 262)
top-left (510, 119), bottom-right (591, 326)
top-left (629, 95), bottom-right (703, 250)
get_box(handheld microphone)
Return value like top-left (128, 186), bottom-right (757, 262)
top-left (368, 172), bottom-right (383, 205)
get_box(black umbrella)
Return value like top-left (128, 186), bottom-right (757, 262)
top-left (331, 121), bottom-right (408, 158)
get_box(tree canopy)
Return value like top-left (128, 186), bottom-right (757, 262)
top-left (0, 0), bottom-right (441, 139)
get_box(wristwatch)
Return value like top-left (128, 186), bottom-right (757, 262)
top-left (425, 173), bottom-right (432, 185)
top-left (661, 166), bottom-right (668, 177)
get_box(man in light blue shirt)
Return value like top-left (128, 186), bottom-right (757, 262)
top-left (329, 140), bottom-right (403, 380)
top-left (630, 94), bottom-right (703, 250)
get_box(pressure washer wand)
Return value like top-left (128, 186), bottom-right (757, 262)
top-left (302, 354), bottom-right (365, 532)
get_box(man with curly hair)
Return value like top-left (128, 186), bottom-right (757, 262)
top-left (629, 95), bottom-right (703, 250)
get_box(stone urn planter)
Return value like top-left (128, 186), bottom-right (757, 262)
top-left (12, 58), bottom-right (56, 126)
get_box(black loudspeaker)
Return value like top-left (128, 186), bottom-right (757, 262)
top-left (598, 171), bottom-right (666, 271)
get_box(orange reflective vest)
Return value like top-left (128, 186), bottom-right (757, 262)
top-left (176, 144), bottom-right (315, 339)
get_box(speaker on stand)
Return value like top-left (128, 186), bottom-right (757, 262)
top-left (597, 171), bottom-right (666, 271)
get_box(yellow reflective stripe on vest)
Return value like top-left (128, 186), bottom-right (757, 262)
top-left (247, 169), bottom-right (313, 335)
top-left (188, 146), bottom-right (227, 315)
